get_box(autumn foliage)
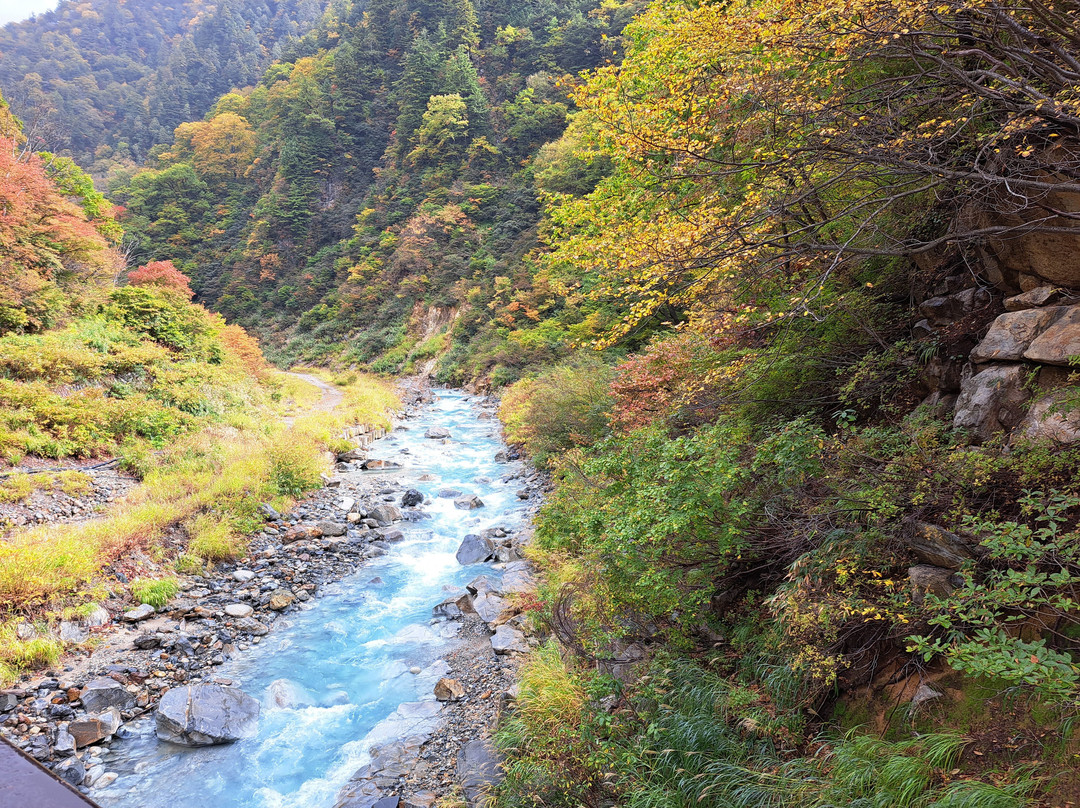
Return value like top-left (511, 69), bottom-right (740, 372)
top-left (127, 260), bottom-right (195, 299)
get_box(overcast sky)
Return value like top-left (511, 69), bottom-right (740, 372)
top-left (0, 0), bottom-right (59, 25)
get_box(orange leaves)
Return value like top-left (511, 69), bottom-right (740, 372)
top-left (127, 261), bottom-right (195, 299)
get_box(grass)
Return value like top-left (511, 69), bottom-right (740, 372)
top-left (0, 470), bottom-right (94, 503)
top-left (130, 577), bottom-right (179, 609)
top-left (0, 368), bottom-right (398, 684)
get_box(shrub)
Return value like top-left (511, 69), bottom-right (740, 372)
top-left (130, 577), bottom-right (179, 609)
top-left (500, 356), bottom-right (614, 464)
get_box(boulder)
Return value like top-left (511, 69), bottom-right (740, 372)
top-left (472, 592), bottom-right (514, 626)
top-left (909, 565), bottom-right (959, 605)
top-left (284, 524), bottom-right (321, 543)
top-left (490, 625), bottom-right (529, 655)
top-left (235, 617), bottom-right (270, 636)
top-left (122, 604), bottom-right (155, 622)
top-left (434, 677), bottom-right (465, 702)
top-left (401, 489), bottom-right (424, 507)
top-left (224, 603), bottom-right (253, 618)
top-left (370, 504), bottom-right (403, 524)
top-left (1014, 390), bottom-right (1080, 444)
top-left (425, 426), bottom-right (452, 439)
top-left (1023, 305), bottom-right (1080, 365)
top-left (907, 522), bottom-right (974, 570)
top-left (466, 575), bottom-right (499, 596)
top-left (84, 604), bottom-right (111, 627)
top-left (500, 562), bottom-right (537, 594)
top-left (919, 287), bottom-right (991, 326)
top-left (970, 307), bottom-right (1061, 362)
top-left (362, 459), bottom-right (401, 470)
top-left (80, 678), bottom-right (136, 714)
top-left (494, 450), bottom-right (508, 463)
top-left (1005, 286), bottom-right (1068, 311)
top-left (155, 684), bottom-right (260, 746)
top-left (268, 590), bottom-right (296, 611)
top-left (454, 495), bottom-right (485, 510)
top-left (433, 591), bottom-right (472, 620)
top-left (457, 739), bottom-right (504, 808)
top-left (456, 535), bottom-right (495, 565)
top-left (59, 621), bottom-right (89, 644)
top-left (69, 708), bottom-right (122, 748)
top-left (952, 364), bottom-right (1031, 442)
top-left (317, 520), bottom-right (348, 537)
top-left (259, 503), bottom-right (281, 520)
top-left (53, 756), bottom-right (86, 787)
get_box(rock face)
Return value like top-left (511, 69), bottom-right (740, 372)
top-left (80, 678), bottom-right (135, 714)
top-left (457, 739), bottom-right (504, 808)
top-left (970, 303), bottom-right (1080, 366)
top-left (456, 535), bottom-right (495, 565)
top-left (155, 684), bottom-right (260, 746)
top-left (907, 522), bottom-right (974, 570)
top-left (909, 565), bottom-right (958, 605)
top-left (1015, 390), bottom-right (1080, 444)
top-left (952, 364), bottom-right (1031, 442)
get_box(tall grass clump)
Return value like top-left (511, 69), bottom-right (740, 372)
top-left (130, 577), bottom-right (179, 609)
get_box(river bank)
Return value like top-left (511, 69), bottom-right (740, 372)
top-left (0, 386), bottom-right (544, 808)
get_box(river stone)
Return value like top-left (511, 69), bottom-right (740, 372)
top-left (317, 520), bottom-right (348, 537)
top-left (454, 495), bottom-right (485, 510)
top-left (490, 625), bottom-right (529, 655)
top-left (155, 684), bottom-right (260, 746)
top-left (907, 522), bottom-right (974, 570)
top-left (433, 591), bottom-right (472, 619)
top-left (225, 603), bottom-right (253, 618)
top-left (425, 426), bottom-right (451, 439)
top-left (70, 707), bottom-right (122, 747)
top-left (472, 592), bottom-right (513, 625)
top-left (59, 621), bottom-right (89, 644)
top-left (54, 727), bottom-right (77, 756)
top-left (235, 617), bottom-right (269, 636)
top-left (0, 691), bottom-right (19, 712)
top-left (285, 524), bottom-right (321, 543)
top-left (952, 363), bottom-right (1031, 442)
top-left (401, 489), bottom-right (423, 507)
top-left (434, 677), bottom-right (465, 702)
top-left (370, 504), bottom-right (402, 524)
top-left (466, 575), bottom-right (499, 596)
top-left (123, 604), bottom-right (155, 622)
top-left (456, 534), bottom-right (495, 565)
top-left (268, 590), bottom-right (296, 610)
top-left (81, 678), bottom-right (135, 714)
top-left (54, 756), bottom-right (86, 787)
top-left (362, 459), bottom-right (401, 470)
top-left (457, 738), bottom-right (504, 807)
top-left (233, 569), bottom-right (255, 582)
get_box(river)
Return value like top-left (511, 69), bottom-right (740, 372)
top-left (95, 390), bottom-right (527, 808)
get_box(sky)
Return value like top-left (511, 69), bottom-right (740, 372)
top-left (0, 0), bottom-right (59, 26)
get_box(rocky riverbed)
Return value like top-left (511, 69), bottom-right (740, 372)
top-left (0, 387), bottom-right (545, 808)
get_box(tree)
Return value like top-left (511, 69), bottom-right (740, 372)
top-left (127, 260), bottom-right (195, 299)
top-left (409, 94), bottom-right (470, 165)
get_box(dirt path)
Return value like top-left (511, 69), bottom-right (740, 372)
top-left (284, 372), bottom-right (344, 423)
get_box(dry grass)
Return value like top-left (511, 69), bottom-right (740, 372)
top-left (0, 369), bottom-right (398, 683)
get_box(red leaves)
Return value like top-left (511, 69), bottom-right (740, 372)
top-left (127, 260), bottom-right (195, 299)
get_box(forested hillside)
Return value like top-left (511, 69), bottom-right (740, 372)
top-left (0, 0), bottom-right (327, 178)
top-left (109, 0), bottom-right (636, 380)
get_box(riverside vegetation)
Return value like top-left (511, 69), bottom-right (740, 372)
top-left (4, 0), bottom-right (1080, 806)
top-left (0, 95), bottom-right (398, 684)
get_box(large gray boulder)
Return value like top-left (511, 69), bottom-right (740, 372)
top-left (472, 592), bottom-right (513, 626)
top-left (155, 684), bottom-right (260, 746)
top-left (1023, 306), bottom-right (1080, 365)
top-left (80, 678), bottom-right (135, 714)
top-left (490, 625), bottom-right (528, 655)
top-left (969, 307), bottom-right (1059, 362)
top-left (454, 495), bottom-right (485, 510)
top-left (952, 364), bottom-right (1030, 442)
top-left (456, 534), bottom-right (495, 565)
top-left (370, 504), bottom-right (402, 524)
